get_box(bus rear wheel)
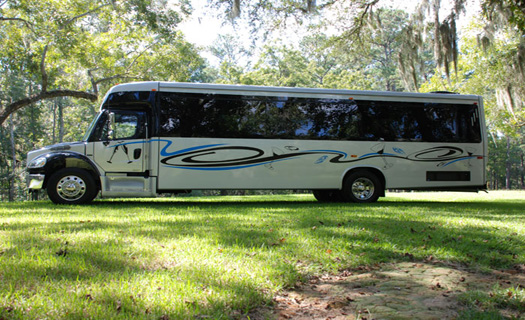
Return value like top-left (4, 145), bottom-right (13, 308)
top-left (342, 171), bottom-right (382, 203)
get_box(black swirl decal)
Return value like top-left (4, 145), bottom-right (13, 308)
top-left (161, 146), bottom-right (346, 169)
top-left (407, 146), bottom-right (465, 161)
top-left (159, 143), bottom-right (476, 170)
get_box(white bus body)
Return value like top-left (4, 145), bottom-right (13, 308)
top-left (26, 82), bottom-right (487, 204)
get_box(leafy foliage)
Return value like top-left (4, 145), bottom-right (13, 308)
top-left (0, 0), bottom-right (208, 200)
top-left (0, 0), bottom-right (205, 125)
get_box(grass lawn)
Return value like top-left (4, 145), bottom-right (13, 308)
top-left (0, 191), bottom-right (524, 319)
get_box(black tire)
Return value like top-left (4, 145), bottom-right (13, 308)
top-left (47, 168), bottom-right (98, 204)
top-left (341, 171), bottom-right (382, 203)
top-left (312, 189), bottom-right (343, 202)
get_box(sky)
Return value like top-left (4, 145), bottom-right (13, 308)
top-left (179, 2), bottom-right (227, 48)
top-left (177, 0), bottom-right (481, 65)
top-left (178, 0), bottom-right (421, 46)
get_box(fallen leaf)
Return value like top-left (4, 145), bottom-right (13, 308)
top-left (404, 252), bottom-right (414, 259)
top-left (55, 248), bottom-right (68, 257)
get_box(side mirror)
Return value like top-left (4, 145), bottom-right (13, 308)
top-left (107, 112), bottom-right (115, 140)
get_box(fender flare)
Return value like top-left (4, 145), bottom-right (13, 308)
top-left (42, 152), bottom-right (101, 189)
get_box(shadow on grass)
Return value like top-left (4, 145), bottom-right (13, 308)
top-left (1, 195), bottom-right (524, 318)
top-left (2, 197), bottom-right (524, 268)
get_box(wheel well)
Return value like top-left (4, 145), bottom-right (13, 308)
top-left (343, 168), bottom-right (386, 196)
top-left (43, 158), bottom-right (100, 190)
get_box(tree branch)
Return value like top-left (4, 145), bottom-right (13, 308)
top-left (61, 3), bottom-right (111, 28)
top-left (40, 45), bottom-right (49, 92)
top-left (0, 90), bottom-right (98, 127)
top-left (87, 69), bottom-right (99, 96)
top-left (94, 74), bottom-right (128, 85)
top-left (0, 16), bottom-right (35, 32)
top-left (127, 39), bottom-right (161, 71)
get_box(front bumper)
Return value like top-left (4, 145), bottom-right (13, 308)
top-left (27, 174), bottom-right (45, 189)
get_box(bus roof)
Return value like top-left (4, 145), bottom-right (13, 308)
top-left (106, 81), bottom-right (481, 104)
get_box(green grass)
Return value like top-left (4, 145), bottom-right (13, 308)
top-left (0, 191), bottom-right (524, 319)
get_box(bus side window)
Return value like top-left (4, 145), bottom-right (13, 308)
top-left (111, 112), bottom-right (147, 140)
top-left (90, 111), bottom-right (147, 141)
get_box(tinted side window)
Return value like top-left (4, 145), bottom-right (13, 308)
top-left (354, 101), bottom-right (481, 143)
top-left (157, 92), bottom-right (481, 143)
top-left (105, 91), bottom-right (153, 109)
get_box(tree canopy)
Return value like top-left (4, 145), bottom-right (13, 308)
top-left (0, 0), bottom-right (204, 126)
top-left (1, 0), bottom-right (524, 200)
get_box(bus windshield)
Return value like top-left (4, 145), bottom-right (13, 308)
top-left (82, 112), bottom-right (102, 142)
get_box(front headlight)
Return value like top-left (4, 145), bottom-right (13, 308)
top-left (28, 155), bottom-right (47, 169)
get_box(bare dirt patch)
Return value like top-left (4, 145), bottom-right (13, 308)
top-left (246, 262), bottom-right (525, 320)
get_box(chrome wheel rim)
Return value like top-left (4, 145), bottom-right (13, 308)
top-left (56, 175), bottom-right (86, 201)
top-left (351, 177), bottom-right (375, 200)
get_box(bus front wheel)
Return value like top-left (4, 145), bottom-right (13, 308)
top-left (47, 168), bottom-right (98, 204)
top-left (342, 171), bottom-right (382, 203)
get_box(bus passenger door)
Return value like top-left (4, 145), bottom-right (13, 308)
top-left (93, 110), bottom-right (148, 173)
top-left (91, 110), bottom-right (154, 196)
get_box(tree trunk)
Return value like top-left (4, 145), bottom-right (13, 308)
top-left (506, 136), bottom-right (512, 190)
top-left (491, 153), bottom-right (497, 189)
top-left (58, 97), bottom-right (64, 143)
top-left (8, 115), bottom-right (17, 202)
top-left (52, 100), bottom-right (56, 144)
top-left (520, 152), bottom-right (525, 189)
top-left (29, 83), bottom-right (37, 150)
